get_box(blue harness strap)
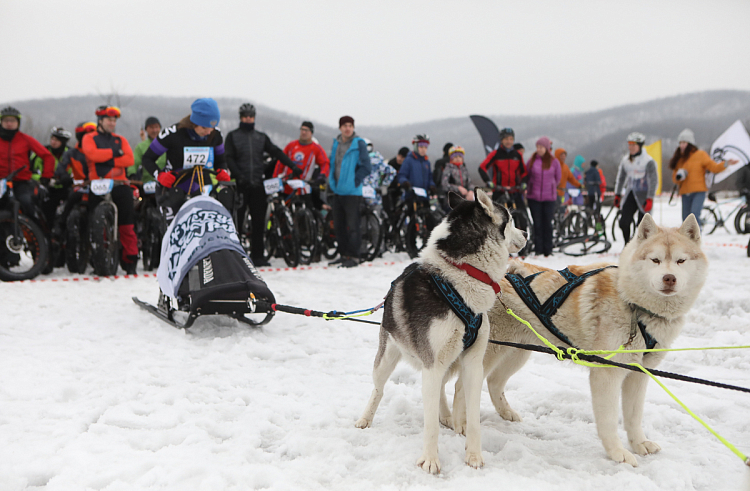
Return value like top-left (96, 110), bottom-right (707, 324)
top-left (639, 321), bottom-right (658, 350)
top-left (430, 273), bottom-right (483, 350)
top-left (505, 266), bottom-right (617, 348)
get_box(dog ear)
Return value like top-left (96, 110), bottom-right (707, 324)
top-left (476, 188), bottom-right (502, 224)
top-left (447, 191), bottom-right (464, 210)
top-left (678, 213), bottom-right (701, 242)
top-left (636, 213), bottom-right (659, 241)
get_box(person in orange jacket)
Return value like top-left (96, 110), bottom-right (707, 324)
top-left (669, 128), bottom-right (738, 226)
top-left (554, 148), bottom-right (581, 206)
top-left (81, 105), bottom-right (138, 274)
top-left (0, 106), bottom-right (55, 220)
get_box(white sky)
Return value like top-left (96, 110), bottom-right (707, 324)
top-left (5, 0), bottom-right (750, 126)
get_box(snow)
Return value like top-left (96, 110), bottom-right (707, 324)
top-left (1, 197), bottom-right (749, 491)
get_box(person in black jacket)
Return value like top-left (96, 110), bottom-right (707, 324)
top-left (224, 103), bottom-right (302, 267)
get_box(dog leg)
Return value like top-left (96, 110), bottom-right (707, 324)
top-left (486, 348), bottom-right (530, 422)
top-left (622, 371), bottom-right (661, 456)
top-left (417, 366), bottom-right (446, 474)
top-left (355, 339), bottom-right (401, 429)
top-left (460, 347), bottom-right (486, 469)
top-left (451, 374), bottom-right (466, 435)
top-left (439, 371), bottom-right (453, 430)
top-left (590, 368), bottom-right (638, 466)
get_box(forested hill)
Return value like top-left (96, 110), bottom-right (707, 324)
top-left (8, 90), bottom-right (750, 190)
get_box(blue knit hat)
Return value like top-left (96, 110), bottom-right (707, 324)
top-left (190, 98), bottom-right (220, 128)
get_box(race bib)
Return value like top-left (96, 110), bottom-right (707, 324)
top-left (631, 168), bottom-right (646, 180)
top-left (362, 185), bottom-right (376, 199)
top-left (90, 179), bottom-right (114, 196)
top-left (183, 147), bottom-right (214, 169)
top-left (286, 179), bottom-right (307, 190)
top-left (413, 187), bottom-right (427, 198)
top-left (143, 181), bottom-right (157, 194)
top-left (264, 178), bottom-right (283, 195)
top-left (568, 188), bottom-right (581, 197)
top-left (0, 179), bottom-right (6, 198)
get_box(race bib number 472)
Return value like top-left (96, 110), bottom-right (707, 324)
top-left (183, 147), bottom-right (214, 169)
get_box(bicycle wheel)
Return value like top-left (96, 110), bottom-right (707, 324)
top-left (563, 211), bottom-right (587, 238)
top-left (559, 234), bottom-right (612, 256)
top-left (142, 207), bottom-right (164, 271)
top-left (275, 206), bottom-right (300, 267)
top-left (405, 212), bottom-right (429, 259)
top-left (360, 209), bottom-right (383, 262)
top-left (0, 211), bottom-right (49, 281)
top-left (610, 210), bottom-right (637, 243)
top-left (734, 205), bottom-right (749, 234)
top-left (65, 207), bottom-right (89, 274)
top-left (321, 212), bottom-right (338, 259)
top-left (90, 203), bottom-right (119, 276)
top-left (294, 207), bottom-right (318, 265)
top-left (510, 209), bottom-right (532, 256)
top-left (699, 207), bottom-right (718, 235)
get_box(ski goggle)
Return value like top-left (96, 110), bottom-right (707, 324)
top-left (95, 106), bottom-right (121, 118)
top-left (417, 142), bottom-right (429, 148)
top-left (76, 122), bottom-right (97, 134)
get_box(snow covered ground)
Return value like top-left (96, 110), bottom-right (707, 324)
top-left (1, 197), bottom-right (749, 491)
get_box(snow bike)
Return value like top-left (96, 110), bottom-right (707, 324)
top-left (0, 169), bottom-right (50, 281)
top-left (133, 166), bottom-right (275, 329)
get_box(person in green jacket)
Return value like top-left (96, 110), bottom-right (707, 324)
top-left (128, 116), bottom-right (166, 182)
top-left (31, 127), bottom-right (73, 228)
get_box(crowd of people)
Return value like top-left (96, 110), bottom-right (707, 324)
top-left (0, 99), bottom-right (747, 277)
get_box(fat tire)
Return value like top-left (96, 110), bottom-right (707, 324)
top-left (734, 205), bottom-right (749, 234)
top-left (0, 211), bottom-right (49, 281)
top-left (90, 203), bottom-right (119, 276)
top-left (360, 209), bottom-right (383, 262)
top-left (65, 208), bottom-right (89, 274)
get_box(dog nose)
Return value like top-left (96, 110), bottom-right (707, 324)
top-left (663, 274), bottom-right (676, 287)
top-left (521, 230), bottom-right (528, 239)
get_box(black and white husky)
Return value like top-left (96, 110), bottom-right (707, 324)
top-left (355, 189), bottom-right (527, 474)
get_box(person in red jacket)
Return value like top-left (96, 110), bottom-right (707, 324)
top-left (81, 105), bottom-right (139, 274)
top-left (478, 127), bottom-right (526, 210)
top-left (272, 121), bottom-right (330, 206)
top-left (0, 106), bottom-right (55, 219)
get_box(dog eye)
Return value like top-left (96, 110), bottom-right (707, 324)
top-left (677, 258), bottom-right (686, 264)
top-left (651, 258), bottom-right (660, 264)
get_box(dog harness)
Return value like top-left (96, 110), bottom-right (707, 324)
top-left (505, 266), bottom-right (659, 351)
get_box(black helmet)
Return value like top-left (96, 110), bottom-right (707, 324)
top-left (239, 103), bottom-right (256, 118)
top-left (1, 106), bottom-right (21, 121)
top-left (499, 127), bottom-right (514, 140)
top-left (50, 127), bottom-right (72, 142)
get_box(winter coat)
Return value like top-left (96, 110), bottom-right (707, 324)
top-left (273, 140), bottom-right (330, 181)
top-left (614, 150), bottom-right (657, 210)
top-left (362, 151), bottom-right (396, 205)
top-left (128, 138), bottom-right (166, 182)
top-left (441, 161), bottom-right (471, 195)
top-left (584, 167), bottom-right (602, 197)
top-left (224, 124), bottom-right (294, 187)
top-left (671, 148), bottom-right (728, 195)
top-left (526, 155), bottom-right (561, 202)
top-left (0, 131), bottom-right (54, 181)
top-left (82, 131), bottom-right (134, 181)
top-left (557, 162), bottom-right (581, 197)
top-left (329, 135), bottom-right (371, 196)
top-left (398, 151), bottom-right (434, 191)
top-left (478, 146), bottom-right (525, 188)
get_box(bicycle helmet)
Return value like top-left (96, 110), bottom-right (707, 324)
top-left (75, 121), bottom-right (97, 134)
top-left (499, 127), bottom-right (515, 140)
top-left (626, 132), bottom-right (646, 144)
top-left (239, 103), bottom-right (256, 118)
top-left (50, 127), bottom-right (72, 142)
top-left (412, 134), bottom-right (430, 151)
top-left (449, 146), bottom-right (465, 158)
top-left (1, 106), bottom-right (21, 121)
top-left (95, 105), bottom-right (121, 119)
top-left (363, 137), bottom-right (374, 153)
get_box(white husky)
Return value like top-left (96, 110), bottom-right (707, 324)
top-left (451, 213), bottom-right (708, 466)
top-left (355, 190), bottom-right (527, 474)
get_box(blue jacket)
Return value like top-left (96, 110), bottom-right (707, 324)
top-left (329, 136), bottom-right (371, 196)
top-left (398, 151), bottom-right (434, 191)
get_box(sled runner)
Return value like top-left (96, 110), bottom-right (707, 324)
top-left (133, 171), bottom-right (275, 329)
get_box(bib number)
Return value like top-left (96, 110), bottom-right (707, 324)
top-left (413, 187), bottom-right (427, 198)
top-left (90, 179), bottom-right (114, 196)
top-left (362, 185), bottom-right (376, 199)
top-left (264, 178), bottom-right (283, 195)
top-left (143, 181), bottom-right (157, 194)
top-left (287, 179), bottom-right (311, 194)
top-left (568, 188), bottom-right (581, 197)
top-left (183, 147), bottom-right (214, 169)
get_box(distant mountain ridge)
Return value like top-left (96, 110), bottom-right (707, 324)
top-left (7, 90), bottom-right (750, 190)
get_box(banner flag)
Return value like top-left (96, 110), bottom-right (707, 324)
top-left (709, 120), bottom-right (750, 186)
top-left (645, 140), bottom-right (663, 194)
top-left (469, 115), bottom-right (501, 156)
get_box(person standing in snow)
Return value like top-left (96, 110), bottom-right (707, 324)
top-left (555, 148), bottom-right (581, 208)
top-left (441, 146), bottom-right (474, 201)
top-left (613, 132), bottom-right (657, 243)
top-left (525, 137), bottom-right (561, 256)
top-left (570, 155), bottom-right (586, 205)
top-left (362, 139), bottom-right (396, 207)
top-left (584, 160), bottom-right (602, 212)
top-left (478, 127), bottom-right (526, 210)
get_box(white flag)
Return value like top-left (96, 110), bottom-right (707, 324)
top-left (709, 120), bottom-right (750, 186)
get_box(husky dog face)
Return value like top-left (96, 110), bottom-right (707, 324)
top-left (618, 214), bottom-right (707, 316)
top-left (434, 190), bottom-right (527, 259)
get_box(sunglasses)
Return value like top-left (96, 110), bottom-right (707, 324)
top-left (95, 106), bottom-right (121, 118)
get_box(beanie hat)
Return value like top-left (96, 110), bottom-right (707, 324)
top-left (513, 142), bottom-right (524, 151)
top-left (339, 115), bottom-right (354, 127)
top-left (144, 116), bottom-right (161, 128)
top-left (190, 98), bottom-right (220, 128)
top-left (398, 146), bottom-right (409, 157)
top-left (301, 121), bottom-right (314, 133)
top-left (677, 128), bottom-right (696, 146)
top-left (536, 137), bottom-right (551, 152)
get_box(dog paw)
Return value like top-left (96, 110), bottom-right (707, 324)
top-left (497, 406), bottom-right (522, 422)
top-left (632, 440), bottom-right (661, 456)
top-left (465, 452), bottom-right (484, 469)
top-left (453, 418), bottom-right (467, 436)
top-left (439, 414), bottom-right (454, 430)
top-left (607, 447), bottom-right (638, 467)
top-left (354, 418), bottom-right (371, 429)
top-left (417, 454), bottom-right (441, 474)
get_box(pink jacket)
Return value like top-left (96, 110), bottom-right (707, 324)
top-left (526, 156), bottom-right (561, 202)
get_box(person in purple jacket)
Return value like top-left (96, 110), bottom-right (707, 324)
top-left (525, 136), bottom-right (561, 256)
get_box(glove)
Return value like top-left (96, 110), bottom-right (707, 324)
top-left (429, 185), bottom-right (437, 196)
top-left (291, 165), bottom-right (303, 178)
top-left (59, 174), bottom-right (74, 188)
top-left (401, 181), bottom-right (411, 191)
top-left (157, 171), bottom-right (177, 188)
top-left (115, 148), bottom-right (124, 157)
top-left (614, 194), bottom-right (621, 208)
top-left (39, 177), bottom-right (50, 187)
top-left (644, 198), bottom-right (653, 212)
top-left (486, 181), bottom-right (495, 189)
top-left (215, 169), bottom-right (230, 182)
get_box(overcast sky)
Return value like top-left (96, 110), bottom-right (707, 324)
top-left (5, 0), bottom-right (750, 126)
